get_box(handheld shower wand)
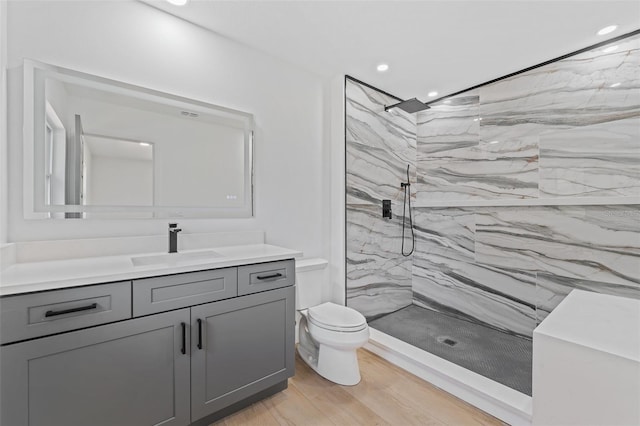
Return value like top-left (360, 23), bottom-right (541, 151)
top-left (401, 165), bottom-right (415, 256)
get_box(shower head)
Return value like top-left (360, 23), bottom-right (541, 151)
top-left (385, 98), bottom-right (430, 114)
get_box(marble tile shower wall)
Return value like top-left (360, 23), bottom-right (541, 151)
top-left (413, 34), bottom-right (640, 338)
top-left (413, 205), bottom-right (640, 337)
top-left (346, 34), bottom-right (640, 335)
top-left (345, 80), bottom-right (416, 319)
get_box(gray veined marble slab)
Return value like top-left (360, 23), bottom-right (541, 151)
top-left (536, 272), bottom-right (640, 325)
top-left (417, 138), bottom-right (539, 201)
top-left (539, 118), bottom-right (640, 198)
top-left (417, 93), bottom-right (480, 146)
top-left (475, 205), bottom-right (640, 287)
top-left (411, 208), bottom-right (537, 338)
top-left (346, 80), bottom-right (416, 205)
top-left (416, 92), bottom-right (539, 201)
top-left (346, 204), bottom-right (413, 319)
top-left (478, 34), bottom-right (640, 144)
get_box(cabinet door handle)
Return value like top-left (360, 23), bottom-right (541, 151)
top-left (256, 273), bottom-right (282, 281)
top-left (45, 303), bottom-right (98, 317)
top-left (181, 322), bottom-right (186, 355)
top-left (197, 318), bottom-right (203, 350)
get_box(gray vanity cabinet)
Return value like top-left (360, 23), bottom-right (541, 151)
top-left (0, 308), bottom-right (191, 426)
top-left (0, 259), bottom-right (296, 425)
top-left (190, 285), bottom-right (295, 421)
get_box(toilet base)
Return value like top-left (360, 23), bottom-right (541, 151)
top-left (297, 342), bottom-right (363, 386)
top-left (297, 315), bottom-right (366, 386)
top-left (317, 344), bottom-right (362, 386)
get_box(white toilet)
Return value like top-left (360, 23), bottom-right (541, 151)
top-left (295, 258), bottom-right (369, 386)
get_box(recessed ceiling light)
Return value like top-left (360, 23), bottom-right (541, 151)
top-left (610, 82), bottom-right (621, 88)
top-left (377, 63), bottom-right (389, 72)
top-left (603, 45), bottom-right (619, 53)
top-left (597, 25), bottom-right (617, 36)
top-left (489, 140), bottom-right (499, 144)
top-left (167, 0), bottom-right (189, 5)
top-left (427, 91), bottom-right (438, 97)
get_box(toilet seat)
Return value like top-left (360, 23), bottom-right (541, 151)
top-left (308, 302), bottom-right (367, 332)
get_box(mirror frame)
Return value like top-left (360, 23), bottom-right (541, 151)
top-left (23, 59), bottom-right (254, 219)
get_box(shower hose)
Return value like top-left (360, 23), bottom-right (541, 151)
top-left (401, 164), bottom-right (415, 256)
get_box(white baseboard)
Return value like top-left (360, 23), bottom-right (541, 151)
top-left (365, 328), bottom-right (532, 426)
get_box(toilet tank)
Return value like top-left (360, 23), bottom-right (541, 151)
top-left (295, 258), bottom-right (329, 310)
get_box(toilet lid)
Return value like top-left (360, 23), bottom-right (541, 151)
top-left (308, 302), bottom-right (367, 331)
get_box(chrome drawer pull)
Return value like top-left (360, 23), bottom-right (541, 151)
top-left (256, 273), bottom-right (282, 281)
top-left (44, 303), bottom-right (98, 317)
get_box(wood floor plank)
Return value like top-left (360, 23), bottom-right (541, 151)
top-left (217, 400), bottom-right (280, 426)
top-left (359, 350), bottom-right (503, 426)
top-left (213, 348), bottom-right (505, 426)
top-left (340, 353), bottom-right (446, 426)
top-left (292, 357), bottom-right (389, 426)
top-left (260, 379), bottom-right (332, 426)
top-left (287, 352), bottom-right (335, 400)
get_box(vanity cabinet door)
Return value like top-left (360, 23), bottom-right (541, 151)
top-left (0, 309), bottom-right (191, 426)
top-left (190, 285), bottom-right (295, 421)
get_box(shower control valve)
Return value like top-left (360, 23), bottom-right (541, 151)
top-left (382, 200), bottom-right (392, 219)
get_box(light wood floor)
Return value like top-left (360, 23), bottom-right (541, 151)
top-left (213, 349), bottom-right (505, 426)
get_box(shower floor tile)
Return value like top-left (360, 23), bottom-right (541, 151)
top-left (368, 304), bottom-right (532, 395)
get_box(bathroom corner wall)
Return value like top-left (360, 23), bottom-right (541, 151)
top-left (0, 0), bottom-right (7, 243)
top-left (324, 74), bottom-right (347, 306)
top-left (413, 34), bottom-right (640, 338)
top-left (345, 79), bottom-right (416, 319)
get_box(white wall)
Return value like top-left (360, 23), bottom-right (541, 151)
top-left (88, 156), bottom-right (153, 206)
top-left (0, 0), bottom-right (8, 243)
top-left (5, 1), bottom-right (328, 260)
top-left (82, 142), bottom-right (92, 206)
top-left (323, 75), bottom-right (346, 304)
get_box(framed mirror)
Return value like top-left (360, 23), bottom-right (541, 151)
top-left (23, 59), bottom-right (254, 219)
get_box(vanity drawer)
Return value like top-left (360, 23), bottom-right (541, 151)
top-left (237, 260), bottom-right (295, 296)
top-left (0, 281), bottom-right (132, 345)
top-left (133, 267), bottom-right (237, 316)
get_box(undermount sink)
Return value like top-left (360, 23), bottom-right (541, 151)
top-left (131, 250), bottom-right (223, 267)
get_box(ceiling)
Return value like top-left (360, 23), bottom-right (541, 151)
top-left (144, 0), bottom-right (640, 101)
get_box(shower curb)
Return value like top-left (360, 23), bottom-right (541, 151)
top-left (365, 328), bottom-right (532, 426)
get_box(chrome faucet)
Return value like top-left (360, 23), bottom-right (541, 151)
top-left (168, 223), bottom-right (182, 253)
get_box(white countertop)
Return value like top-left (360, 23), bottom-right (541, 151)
top-left (0, 244), bottom-right (302, 296)
top-left (534, 289), bottom-right (640, 362)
